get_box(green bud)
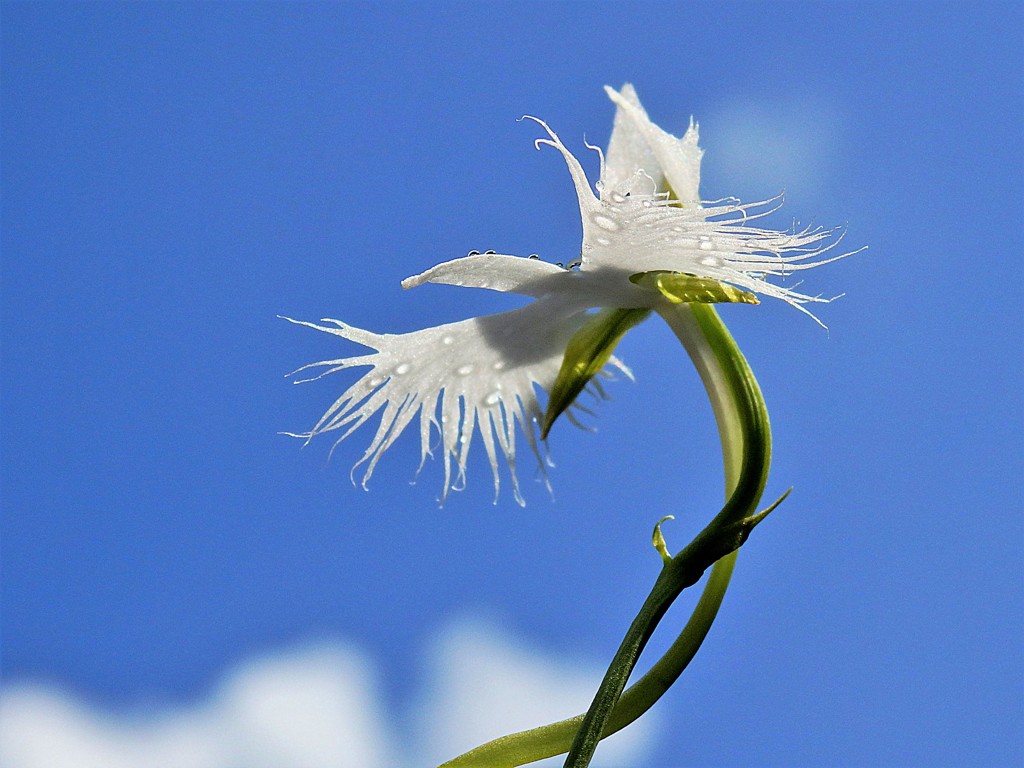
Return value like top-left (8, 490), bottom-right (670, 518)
top-left (652, 515), bottom-right (675, 565)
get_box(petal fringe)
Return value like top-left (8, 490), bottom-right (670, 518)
top-left (284, 299), bottom-right (592, 506)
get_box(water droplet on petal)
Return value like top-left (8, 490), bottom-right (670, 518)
top-left (492, 361), bottom-right (506, 370)
top-left (395, 363), bottom-right (411, 375)
top-left (442, 335), bottom-right (454, 345)
top-left (611, 192), bottom-right (626, 203)
top-left (699, 236), bottom-right (714, 251)
top-left (528, 253), bottom-right (539, 259)
top-left (468, 250), bottom-right (480, 256)
top-left (592, 214), bottom-right (620, 231)
top-left (457, 364), bottom-right (474, 376)
top-left (700, 255), bottom-right (721, 267)
top-left (367, 376), bottom-right (384, 387)
top-left (484, 249), bottom-right (496, 255)
top-left (484, 392), bottom-right (501, 405)
top-left (595, 237), bottom-right (611, 246)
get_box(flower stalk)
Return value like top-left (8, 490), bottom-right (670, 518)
top-left (562, 302), bottom-right (773, 768)
top-left (438, 302), bottom-right (775, 768)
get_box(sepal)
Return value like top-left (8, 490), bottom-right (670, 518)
top-left (541, 307), bottom-right (650, 439)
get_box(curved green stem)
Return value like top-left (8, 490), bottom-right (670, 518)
top-left (439, 304), bottom-right (772, 768)
top-left (437, 556), bottom-right (735, 768)
top-left (562, 303), bottom-right (771, 768)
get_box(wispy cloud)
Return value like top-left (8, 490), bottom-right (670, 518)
top-left (704, 95), bottom-right (846, 207)
top-left (1, 619), bottom-right (656, 768)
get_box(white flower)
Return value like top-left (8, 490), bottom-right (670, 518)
top-left (283, 84), bottom-right (853, 505)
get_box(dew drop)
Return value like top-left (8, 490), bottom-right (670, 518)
top-left (592, 214), bottom-right (620, 231)
top-left (700, 255), bottom-right (721, 267)
top-left (394, 363), bottom-right (411, 375)
top-left (484, 392), bottom-right (501, 405)
top-left (442, 335), bottom-right (454, 345)
top-left (699, 236), bottom-right (714, 251)
top-left (528, 253), bottom-right (539, 259)
top-left (367, 376), bottom-right (384, 388)
top-left (492, 361), bottom-right (506, 370)
top-left (484, 249), bottom-right (496, 255)
top-left (468, 249), bottom-right (480, 256)
top-left (596, 236), bottom-right (611, 246)
top-left (611, 192), bottom-right (626, 203)
top-left (457, 364), bottom-right (474, 376)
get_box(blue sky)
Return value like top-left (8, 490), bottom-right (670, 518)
top-left (2, 2), bottom-right (1022, 766)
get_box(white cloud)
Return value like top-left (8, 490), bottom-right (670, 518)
top-left (0, 620), bottom-right (657, 768)
top-left (215, 643), bottom-right (393, 768)
top-left (0, 642), bottom-right (392, 768)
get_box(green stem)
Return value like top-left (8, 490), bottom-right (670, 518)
top-left (437, 556), bottom-right (735, 768)
top-left (439, 304), bottom-right (771, 768)
top-left (562, 303), bottom-right (771, 768)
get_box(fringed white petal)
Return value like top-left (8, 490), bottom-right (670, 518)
top-left (578, 194), bottom-right (859, 317)
top-left (283, 298), bottom-right (589, 506)
top-left (522, 115), bottom-right (603, 222)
